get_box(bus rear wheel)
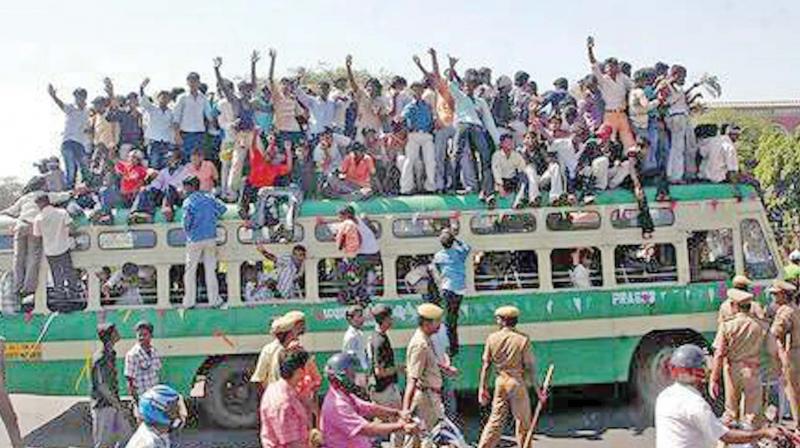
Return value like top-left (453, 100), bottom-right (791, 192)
top-left (201, 357), bottom-right (259, 429)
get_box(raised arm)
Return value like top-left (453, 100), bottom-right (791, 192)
top-left (103, 77), bottom-right (116, 106)
top-left (345, 54), bottom-right (361, 96)
top-left (587, 36), bottom-right (597, 65)
top-left (447, 54), bottom-right (461, 83)
top-left (429, 48), bottom-right (441, 79)
top-left (212, 57), bottom-right (235, 101)
top-left (139, 78), bottom-right (150, 99)
top-left (251, 50), bottom-right (260, 88)
top-left (268, 48), bottom-right (277, 87)
top-left (412, 55), bottom-right (430, 80)
top-left (47, 84), bottom-right (66, 111)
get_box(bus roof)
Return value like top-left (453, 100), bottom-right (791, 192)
top-left (72, 183), bottom-right (756, 226)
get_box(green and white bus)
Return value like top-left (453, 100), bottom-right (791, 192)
top-left (0, 183), bottom-right (782, 428)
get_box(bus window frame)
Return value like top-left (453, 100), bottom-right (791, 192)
top-left (98, 230), bottom-right (158, 250)
top-left (546, 210), bottom-right (602, 232)
top-left (549, 247), bottom-right (604, 290)
top-left (391, 216), bottom-right (456, 239)
top-left (237, 224), bottom-right (305, 245)
top-left (315, 219), bottom-right (383, 243)
top-left (470, 212), bottom-right (537, 236)
top-left (167, 227), bottom-right (228, 247)
top-left (610, 207), bottom-right (675, 229)
top-left (613, 243), bottom-right (679, 286)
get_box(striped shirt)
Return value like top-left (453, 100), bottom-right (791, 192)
top-left (275, 254), bottom-right (302, 300)
top-left (124, 343), bottom-right (161, 398)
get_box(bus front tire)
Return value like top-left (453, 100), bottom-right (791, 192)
top-left (201, 357), bottom-right (259, 429)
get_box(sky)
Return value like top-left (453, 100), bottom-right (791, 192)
top-left (1, 0), bottom-right (798, 180)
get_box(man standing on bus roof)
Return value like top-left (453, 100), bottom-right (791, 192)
top-left (403, 303), bottom-right (445, 447)
top-left (91, 323), bottom-right (132, 448)
top-left (431, 227), bottom-right (470, 357)
top-left (125, 321), bottom-right (162, 413)
top-left (32, 193), bottom-right (83, 306)
top-left (709, 289), bottom-right (775, 429)
top-left (768, 279), bottom-right (800, 428)
top-left (181, 175), bottom-right (226, 309)
top-left (717, 275), bottom-right (766, 323)
top-left (251, 315), bottom-right (295, 387)
top-left (477, 306), bottom-right (544, 448)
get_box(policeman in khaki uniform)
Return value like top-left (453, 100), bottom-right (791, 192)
top-left (718, 275), bottom-right (767, 323)
top-left (477, 306), bottom-right (544, 448)
top-left (250, 315), bottom-right (294, 386)
top-left (768, 279), bottom-right (800, 427)
top-left (402, 303), bottom-right (445, 448)
top-left (709, 289), bottom-right (776, 429)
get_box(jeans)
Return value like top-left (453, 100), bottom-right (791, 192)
top-left (131, 185), bottom-right (180, 216)
top-left (434, 125), bottom-right (456, 191)
top-left (148, 141), bottom-right (173, 170)
top-left (180, 132), bottom-right (206, 161)
top-left (46, 251), bottom-right (82, 302)
top-left (453, 123), bottom-right (494, 196)
top-left (183, 238), bottom-right (221, 307)
top-left (252, 185), bottom-right (303, 241)
top-left (61, 140), bottom-right (87, 188)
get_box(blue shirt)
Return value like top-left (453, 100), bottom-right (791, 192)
top-left (183, 191), bottom-right (226, 243)
top-left (402, 99), bottom-right (434, 133)
top-left (433, 240), bottom-right (471, 294)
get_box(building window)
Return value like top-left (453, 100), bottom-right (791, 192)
top-left (688, 229), bottom-right (734, 283)
top-left (615, 244), bottom-right (678, 284)
top-left (98, 264), bottom-right (157, 307)
top-left (168, 227), bottom-right (227, 247)
top-left (551, 247), bottom-right (602, 289)
top-left (470, 213), bottom-right (536, 235)
top-left (318, 258), bottom-right (384, 301)
top-left (741, 219), bottom-right (779, 280)
top-left (98, 230), bottom-right (157, 250)
top-left (546, 211), bottom-right (601, 231)
top-left (611, 208), bottom-right (674, 229)
top-left (475, 250), bottom-right (539, 291)
top-left (315, 219), bottom-right (382, 242)
top-left (392, 217), bottom-right (455, 238)
top-left (168, 264), bottom-right (229, 305)
top-left (396, 255), bottom-right (434, 296)
top-left (237, 224), bottom-right (304, 244)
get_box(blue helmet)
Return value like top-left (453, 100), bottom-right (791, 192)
top-left (138, 385), bottom-right (181, 428)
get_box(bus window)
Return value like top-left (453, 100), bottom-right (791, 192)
top-left (98, 264), bottom-right (157, 307)
top-left (741, 219), bottom-right (779, 280)
top-left (611, 208), bottom-right (674, 229)
top-left (546, 211), bottom-right (601, 231)
top-left (47, 268), bottom-right (88, 313)
top-left (240, 258), bottom-right (306, 302)
top-left (615, 244), bottom-right (677, 284)
top-left (315, 219), bottom-right (382, 242)
top-left (238, 224), bottom-right (304, 244)
top-left (98, 230), bottom-right (157, 250)
top-left (168, 264), bottom-right (229, 305)
top-left (551, 247), bottom-right (602, 289)
top-left (392, 217), bottom-right (455, 238)
top-left (396, 255), bottom-right (434, 296)
top-left (168, 227), bottom-right (227, 247)
top-left (73, 232), bottom-right (91, 251)
top-left (688, 229), bottom-right (734, 283)
top-left (470, 213), bottom-right (536, 235)
top-left (0, 235), bottom-right (11, 252)
top-left (475, 250), bottom-right (539, 291)
top-left (318, 258), bottom-right (384, 301)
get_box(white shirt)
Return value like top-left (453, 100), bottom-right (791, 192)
top-left (330, 88), bottom-right (351, 129)
top-left (342, 325), bottom-right (369, 370)
top-left (62, 104), bottom-right (90, 147)
top-left (592, 63), bottom-right (633, 111)
top-left (570, 264), bottom-right (591, 289)
top-left (295, 89), bottom-right (342, 135)
top-left (173, 92), bottom-right (211, 133)
top-left (3, 191), bottom-right (71, 231)
top-left (140, 96), bottom-right (175, 144)
top-left (32, 205), bottom-right (72, 256)
top-left (655, 383), bottom-right (728, 448)
top-left (356, 218), bottom-right (379, 255)
top-left (125, 423), bottom-right (170, 448)
top-left (491, 149), bottom-right (527, 182)
top-left (105, 270), bottom-right (142, 306)
top-left (699, 136), bottom-right (738, 183)
top-left (628, 88), bottom-right (657, 129)
top-left (667, 84), bottom-right (690, 115)
top-left (313, 134), bottom-right (351, 176)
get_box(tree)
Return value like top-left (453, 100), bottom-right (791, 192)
top-left (0, 177), bottom-right (23, 210)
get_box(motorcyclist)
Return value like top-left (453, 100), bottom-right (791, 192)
top-left (125, 385), bottom-right (186, 448)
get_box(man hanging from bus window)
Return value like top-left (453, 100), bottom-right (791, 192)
top-left (768, 280), bottom-right (800, 428)
top-left (91, 323), bottom-right (132, 448)
top-left (102, 263), bottom-right (143, 306)
top-left (32, 193), bottom-right (83, 308)
top-left (125, 321), bottom-right (162, 417)
top-left (717, 275), bottom-right (766, 323)
top-left (431, 227), bottom-right (470, 356)
top-left (129, 150), bottom-right (188, 224)
top-left (368, 304), bottom-right (404, 448)
top-left (491, 134), bottom-right (537, 209)
top-left (181, 175), bottom-right (226, 309)
top-left (343, 305), bottom-right (370, 387)
top-left (478, 306), bottom-right (545, 448)
top-left (255, 243), bottom-right (307, 300)
top-left (709, 289), bottom-right (776, 430)
top-left (355, 213), bottom-right (380, 298)
top-left (655, 344), bottom-right (786, 448)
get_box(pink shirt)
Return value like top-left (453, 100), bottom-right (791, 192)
top-left (260, 379), bottom-right (309, 448)
top-left (185, 161), bottom-right (218, 192)
top-left (335, 219), bottom-right (361, 258)
top-left (320, 386), bottom-right (380, 448)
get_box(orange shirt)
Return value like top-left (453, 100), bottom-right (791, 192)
top-left (186, 161), bottom-right (219, 191)
top-left (434, 75), bottom-right (455, 127)
top-left (340, 153), bottom-right (375, 188)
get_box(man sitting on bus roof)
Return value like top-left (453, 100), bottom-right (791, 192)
top-left (491, 134), bottom-right (537, 209)
top-left (129, 150), bottom-right (188, 224)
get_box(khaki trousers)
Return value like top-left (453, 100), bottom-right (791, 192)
top-left (478, 375), bottom-right (532, 448)
top-left (722, 361), bottom-right (763, 428)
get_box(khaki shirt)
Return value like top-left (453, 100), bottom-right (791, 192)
top-left (250, 339), bottom-right (284, 385)
top-left (483, 327), bottom-right (534, 381)
top-left (406, 328), bottom-right (442, 391)
top-left (717, 298), bottom-right (767, 323)
top-left (771, 304), bottom-right (800, 350)
top-left (714, 313), bottom-right (768, 364)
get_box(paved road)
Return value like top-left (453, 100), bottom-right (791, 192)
top-left (2, 386), bottom-right (655, 447)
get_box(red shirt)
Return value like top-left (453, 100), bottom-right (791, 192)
top-left (114, 161), bottom-right (148, 195)
top-left (248, 137), bottom-right (290, 188)
top-left (340, 153), bottom-right (375, 188)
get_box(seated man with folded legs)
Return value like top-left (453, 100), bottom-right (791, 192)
top-left (129, 150), bottom-right (188, 223)
top-left (491, 134), bottom-right (539, 209)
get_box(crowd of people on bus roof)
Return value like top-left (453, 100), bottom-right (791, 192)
top-left (0, 36), bottom-right (750, 310)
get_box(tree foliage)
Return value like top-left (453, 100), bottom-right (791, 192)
top-left (0, 177), bottom-right (23, 210)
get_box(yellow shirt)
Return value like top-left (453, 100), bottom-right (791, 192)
top-left (250, 339), bottom-right (284, 385)
top-left (92, 113), bottom-right (118, 149)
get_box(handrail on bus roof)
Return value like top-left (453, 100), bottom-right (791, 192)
top-left (67, 183), bottom-right (756, 228)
